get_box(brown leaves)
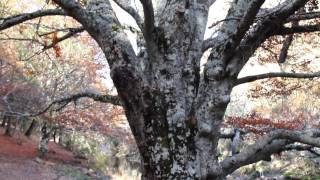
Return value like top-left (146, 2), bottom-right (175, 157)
top-left (52, 32), bottom-right (62, 58)
top-left (226, 113), bottom-right (307, 135)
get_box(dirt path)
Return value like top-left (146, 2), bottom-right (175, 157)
top-left (0, 128), bottom-right (107, 180)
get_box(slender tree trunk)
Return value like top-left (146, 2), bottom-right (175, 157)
top-left (58, 126), bottom-right (63, 145)
top-left (1, 116), bottom-right (6, 127)
top-left (4, 116), bottom-right (12, 136)
top-left (25, 119), bottom-right (37, 137)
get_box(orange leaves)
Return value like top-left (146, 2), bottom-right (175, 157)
top-left (53, 45), bottom-right (62, 58)
top-left (52, 32), bottom-right (62, 58)
top-left (43, 32), bottom-right (62, 58)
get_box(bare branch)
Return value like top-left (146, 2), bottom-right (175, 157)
top-left (287, 11), bottom-right (320, 22)
top-left (34, 92), bottom-right (122, 116)
top-left (140, 0), bottom-right (155, 33)
top-left (273, 24), bottom-right (320, 35)
top-left (218, 129), bottom-right (320, 177)
top-left (52, 0), bottom-right (89, 28)
top-left (219, 133), bottom-right (235, 139)
top-left (226, 0), bottom-right (310, 78)
top-left (278, 19), bottom-right (299, 63)
top-left (42, 27), bottom-right (85, 50)
top-left (203, 0), bottom-right (265, 53)
top-left (278, 34), bottom-right (294, 63)
top-left (208, 17), bottom-right (242, 29)
top-left (0, 9), bottom-right (66, 31)
top-left (236, 71), bottom-right (320, 85)
top-left (281, 144), bottom-right (320, 156)
top-left (139, 0), bottom-right (157, 59)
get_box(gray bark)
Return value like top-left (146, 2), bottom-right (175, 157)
top-left (38, 122), bottom-right (51, 157)
top-left (52, 0), bottom-right (314, 179)
top-left (4, 0), bottom-right (319, 179)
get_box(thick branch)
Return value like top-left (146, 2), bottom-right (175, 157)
top-left (226, 0), bottom-right (310, 78)
top-left (281, 144), bottom-right (320, 156)
top-left (140, 0), bottom-right (155, 33)
top-left (273, 24), bottom-right (320, 35)
top-left (287, 11), bottom-right (320, 22)
top-left (0, 9), bottom-right (66, 31)
top-left (139, 0), bottom-right (157, 60)
top-left (52, 0), bottom-right (89, 27)
top-left (218, 129), bottom-right (320, 177)
top-left (203, 0), bottom-right (265, 53)
top-left (236, 71), bottom-right (320, 85)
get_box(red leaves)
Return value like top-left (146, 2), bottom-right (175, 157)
top-left (52, 32), bottom-right (62, 58)
top-left (226, 113), bottom-right (306, 135)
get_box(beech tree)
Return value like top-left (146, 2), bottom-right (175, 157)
top-left (2, 0), bottom-right (320, 179)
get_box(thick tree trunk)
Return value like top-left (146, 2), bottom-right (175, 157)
top-left (117, 78), bottom-right (232, 179)
top-left (38, 123), bottom-right (51, 157)
top-left (53, 0), bottom-right (305, 178)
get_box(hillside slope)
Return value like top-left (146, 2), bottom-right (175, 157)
top-left (0, 128), bottom-right (107, 180)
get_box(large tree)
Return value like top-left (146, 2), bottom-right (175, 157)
top-left (2, 0), bottom-right (320, 179)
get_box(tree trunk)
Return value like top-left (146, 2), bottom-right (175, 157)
top-left (53, 0), bottom-right (298, 178)
top-left (38, 123), bottom-right (51, 157)
top-left (58, 126), bottom-right (63, 145)
top-left (25, 118), bottom-right (37, 137)
top-left (4, 116), bottom-right (12, 136)
top-left (1, 116), bottom-right (6, 127)
top-left (90, 2), bottom-right (228, 178)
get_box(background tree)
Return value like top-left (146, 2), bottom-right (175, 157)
top-left (2, 0), bottom-right (320, 179)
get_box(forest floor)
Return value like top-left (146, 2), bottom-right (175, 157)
top-left (0, 127), bottom-right (107, 180)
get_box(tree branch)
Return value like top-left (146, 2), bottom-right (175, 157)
top-left (236, 71), bottom-right (320, 85)
top-left (278, 19), bottom-right (299, 63)
top-left (42, 27), bottom-right (85, 50)
top-left (281, 144), bottom-right (320, 156)
top-left (203, 0), bottom-right (265, 53)
top-left (52, 0), bottom-right (89, 27)
top-left (0, 9), bottom-right (66, 31)
top-left (139, 0), bottom-right (155, 32)
top-left (139, 0), bottom-right (157, 60)
top-left (226, 0), bottom-right (310, 78)
top-left (287, 11), bottom-right (320, 22)
top-left (218, 129), bottom-right (320, 177)
top-left (34, 92), bottom-right (122, 116)
top-left (273, 24), bottom-right (320, 35)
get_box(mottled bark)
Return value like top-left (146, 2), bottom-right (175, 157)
top-left (10, 0), bottom-right (318, 179)
top-left (38, 123), bottom-right (51, 157)
top-left (52, 0), bottom-right (311, 179)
